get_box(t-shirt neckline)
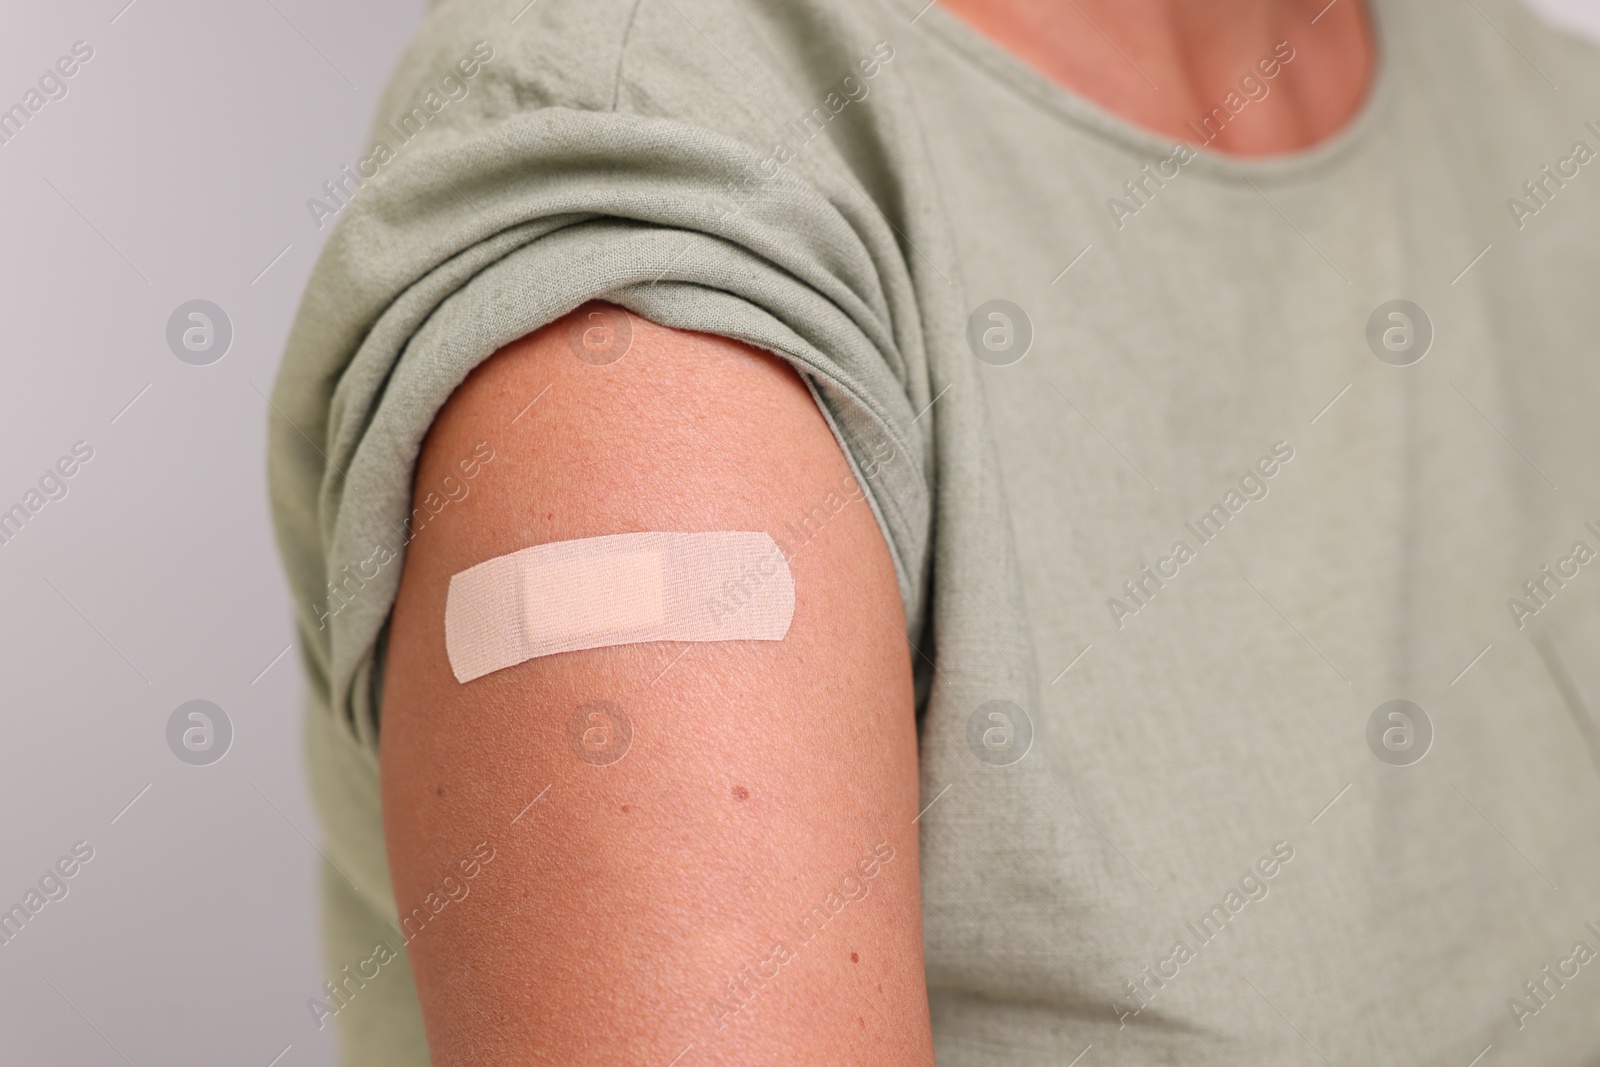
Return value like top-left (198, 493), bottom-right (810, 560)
top-left (904, 0), bottom-right (1394, 183)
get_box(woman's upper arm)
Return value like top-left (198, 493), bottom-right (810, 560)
top-left (378, 303), bottom-right (933, 1065)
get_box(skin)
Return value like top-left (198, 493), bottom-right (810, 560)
top-left (381, 306), bottom-right (931, 1064)
top-left (939, 0), bottom-right (1375, 156)
top-left (380, 4), bottom-right (1376, 1061)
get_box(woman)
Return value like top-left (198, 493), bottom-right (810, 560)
top-left (270, 0), bottom-right (1600, 1062)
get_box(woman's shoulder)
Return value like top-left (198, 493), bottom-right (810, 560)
top-left (376, 0), bottom-right (908, 148)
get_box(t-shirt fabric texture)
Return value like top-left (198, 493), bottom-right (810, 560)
top-left (268, 0), bottom-right (1600, 1062)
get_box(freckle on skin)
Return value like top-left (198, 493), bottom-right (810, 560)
top-left (436, 786), bottom-right (445, 797)
top-left (732, 785), bottom-right (749, 801)
top-left (850, 952), bottom-right (859, 963)
top-left (621, 805), bottom-right (630, 813)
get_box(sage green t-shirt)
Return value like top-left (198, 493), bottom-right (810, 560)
top-left (269, 0), bottom-right (1600, 1062)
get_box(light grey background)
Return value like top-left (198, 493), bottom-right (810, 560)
top-left (0, 0), bottom-right (1594, 1064)
top-left (0, 2), bottom-right (425, 1064)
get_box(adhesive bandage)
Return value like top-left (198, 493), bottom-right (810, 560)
top-left (444, 531), bottom-right (794, 683)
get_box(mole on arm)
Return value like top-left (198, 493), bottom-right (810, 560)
top-left (732, 785), bottom-right (749, 801)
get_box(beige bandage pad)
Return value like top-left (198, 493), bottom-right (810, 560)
top-left (444, 531), bottom-right (795, 683)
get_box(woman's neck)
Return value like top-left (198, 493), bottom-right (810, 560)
top-left (936, 0), bottom-right (1375, 155)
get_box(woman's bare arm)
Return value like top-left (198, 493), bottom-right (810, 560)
top-left (379, 304), bottom-right (933, 1065)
